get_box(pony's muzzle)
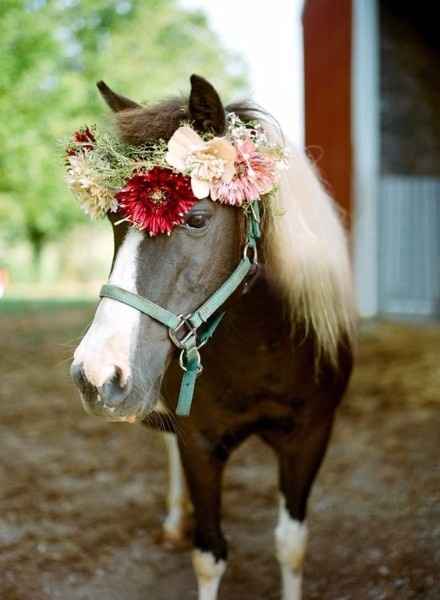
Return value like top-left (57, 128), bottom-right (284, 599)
top-left (70, 362), bottom-right (141, 422)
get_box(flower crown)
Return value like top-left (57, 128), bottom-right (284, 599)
top-left (65, 113), bottom-right (286, 236)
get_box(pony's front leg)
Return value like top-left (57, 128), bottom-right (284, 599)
top-left (160, 433), bottom-right (192, 547)
top-left (275, 495), bottom-right (308, 600)
top-left (179, 438), bottom-right (227, 600)
top-left (266, 415), bottom-right (334, 600)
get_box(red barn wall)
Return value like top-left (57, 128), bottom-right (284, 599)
top-left (303, 0), bottom-right (352, 222)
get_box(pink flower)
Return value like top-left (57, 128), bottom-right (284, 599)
top-left (210, 139), bottom-right (277, 206)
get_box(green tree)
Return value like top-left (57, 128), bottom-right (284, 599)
top-left (0, 0), bottom-right (247, 277)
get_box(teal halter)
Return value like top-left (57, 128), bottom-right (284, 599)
top-left (99, 200), bottom-right (261, 417)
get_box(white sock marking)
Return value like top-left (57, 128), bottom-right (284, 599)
top-left (162, 432), bottom-right (191, 539)
top-left (192, 550), bottom-right (226, 600)
top-left (275, 496), bottom-right (308, 600)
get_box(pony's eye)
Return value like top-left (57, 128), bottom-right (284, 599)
top-left (186, 213), bottom-right (208, 229)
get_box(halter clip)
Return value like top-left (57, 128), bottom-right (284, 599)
top-left (179, 348), bottom-right (203, 374)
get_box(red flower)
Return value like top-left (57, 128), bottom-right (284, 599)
top-left (116, 167), bottom-right (198, 236)
top-left (66, 127), bottom-right (96, 157)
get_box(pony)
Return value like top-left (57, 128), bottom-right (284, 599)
top-left (70, 74), bottom-right (355, 600)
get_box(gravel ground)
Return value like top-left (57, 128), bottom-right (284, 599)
top-left (0, 308), bottom-right (439, 599)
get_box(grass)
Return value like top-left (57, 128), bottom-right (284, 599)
top-left (0, 297), bottom-right (96, 315)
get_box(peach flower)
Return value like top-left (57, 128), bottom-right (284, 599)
top-left (166, 126), bottom-right (236, 199)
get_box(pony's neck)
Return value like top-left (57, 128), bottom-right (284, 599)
top-left (202, 272), bottom-right (313, 400)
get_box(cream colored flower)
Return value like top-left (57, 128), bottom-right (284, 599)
top-left (166, 126), bottom-right (237, 199)
top-left (65, 154), bottom-right (117, 218)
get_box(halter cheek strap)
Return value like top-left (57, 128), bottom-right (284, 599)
top-left (99, 200), bottom-right (261, 416)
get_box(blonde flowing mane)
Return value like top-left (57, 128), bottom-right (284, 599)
top-left (263, 135), bottom-right (356, 364)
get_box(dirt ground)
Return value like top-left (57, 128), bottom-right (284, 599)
top-left (0, 307), bottom-right (439, 600)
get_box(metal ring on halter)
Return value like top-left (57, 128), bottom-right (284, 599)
top-left (243, 242), bottom-right (258, 264)
top-left (179, 348), bottom-right (203, 373)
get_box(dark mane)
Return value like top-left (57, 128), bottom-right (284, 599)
top-left (115, 96), bottom-right (281, 146)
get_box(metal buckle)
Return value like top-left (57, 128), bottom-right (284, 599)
top-left (168, 314), bottom-right (198, 349)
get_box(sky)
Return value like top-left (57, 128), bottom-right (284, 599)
top-left (180, 0), bottom-right (305, 145)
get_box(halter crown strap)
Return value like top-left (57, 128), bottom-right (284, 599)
top-left (99, 200), bottom-right (261, 416)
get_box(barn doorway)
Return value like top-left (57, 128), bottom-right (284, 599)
top-left (378, 2), bottom-right (440, 318)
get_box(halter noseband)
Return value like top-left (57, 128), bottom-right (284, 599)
top-left (99, 200), bottom-right (261, 416)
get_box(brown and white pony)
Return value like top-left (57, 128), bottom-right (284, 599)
top-left (71, 75), bottom-right (355, 600)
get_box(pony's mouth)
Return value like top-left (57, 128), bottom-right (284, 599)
top-left (71, 361), bottom-right (157, 423)
top-left (80, 392), bottom-right (145, 423)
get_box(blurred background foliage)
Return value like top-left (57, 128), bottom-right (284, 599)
top-left (0, 0), bottom-right (247, 289)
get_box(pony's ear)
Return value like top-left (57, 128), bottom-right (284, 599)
top-left (96, 80), bottom-right (141, 112)
top-left (189, 74), bottom-right (225, 134)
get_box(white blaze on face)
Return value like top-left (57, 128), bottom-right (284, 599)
top-left (73, 229), bottom-right (143, 388)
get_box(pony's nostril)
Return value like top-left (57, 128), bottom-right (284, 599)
top-left (70, 362), bottom-right (86, 389)
top-left (70, 362), bottom-right (99, 397)
top-left (99, 367), bottom-right (132, 408)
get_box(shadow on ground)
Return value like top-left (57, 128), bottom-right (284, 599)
top-left (0, 308), bottom-right (439, 599)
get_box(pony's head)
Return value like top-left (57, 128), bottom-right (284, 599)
top-left (70, 74), bottom-right (356, 423)
top-left (71, 76), bottom-right (243, 421)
